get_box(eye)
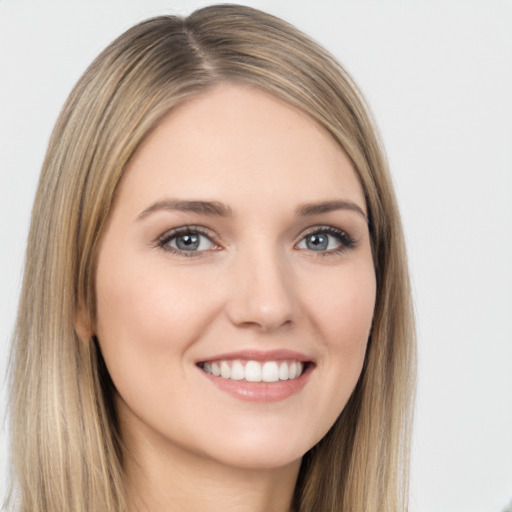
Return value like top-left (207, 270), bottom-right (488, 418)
top-left (158, 226), bottom-right (219, 256)
top-left (296, 226), bottom-right (355, 254)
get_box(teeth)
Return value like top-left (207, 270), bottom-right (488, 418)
top-left (262, 361), bottom-right (279, 383)
top-left (211, 362), bottom-right (221, 376)
top-left (278, 362), bottom-right (289, 380)
top-left (245, 361), bottom-right (262, 382)
top-left (289, 361), bottom-right (298, 379)
top-left (231, 361), bottom-right (245, 381)
top-left (201, 360), bottom-right (305, 382)
top-left (220, 361), bottom-right (230, 379)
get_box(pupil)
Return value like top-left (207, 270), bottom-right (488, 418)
top-left (307, 234), bottom-right (328, 251)
top-left (177, 234), bottom-right (200, 250)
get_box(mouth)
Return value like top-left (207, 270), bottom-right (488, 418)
top-left (197, 359), bottom-right (310, 383)
top-left (195, 350), bottom-right (314, 402)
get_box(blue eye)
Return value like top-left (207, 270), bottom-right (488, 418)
top-left (159, 227), bottom-right (217, 255)
top-left (297, 227), bottom-right (355, 254)
top-left (158, 225), bottom-right (354, 257)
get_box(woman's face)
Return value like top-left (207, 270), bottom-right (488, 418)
top-left (92, 84), bottom-right (376, 470)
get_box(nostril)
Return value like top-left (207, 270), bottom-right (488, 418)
top-left (225, 258), bottom-right (296, 331)
top-left (226, 301), bottom-right (296, 332)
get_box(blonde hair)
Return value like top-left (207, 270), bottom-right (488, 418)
top-left (7, 5), bottom-right (415, 511)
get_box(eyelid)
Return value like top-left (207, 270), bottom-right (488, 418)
top-left (156, 225), bottom-right (222, 256)
top-left (154, 223), bottom-right (357, 258)
top-left (295, 225), bottom-right (357, 254)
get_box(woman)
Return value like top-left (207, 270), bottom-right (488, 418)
top-left (7, 4), bottom-right (415, 511)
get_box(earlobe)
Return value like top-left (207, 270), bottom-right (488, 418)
top-left (74, 302), bottom-right (94, 341)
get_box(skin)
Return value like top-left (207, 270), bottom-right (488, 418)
top-left (84, 83), bottom-right (376, 512)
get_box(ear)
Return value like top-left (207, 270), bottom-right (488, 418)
top-left (74, 301), bottom-right (94, 341)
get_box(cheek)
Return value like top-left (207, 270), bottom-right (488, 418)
top-left (93, 252), bottom-right (219, 390)
top-left (308, 265), bottom-right (376, 351)
top-left (305, 263), bottom-right (375, 399)
top-left (293, 264), bottom-right (376, 444)
top-left (97, 245), bottom-right (208, 334)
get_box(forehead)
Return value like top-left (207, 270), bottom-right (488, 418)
top-left (119, 83), bottom-right (366, 214)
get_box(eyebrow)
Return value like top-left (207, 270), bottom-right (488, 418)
top-left (137, 200), bottom-right (234, 219)
top-left (295, 200), bottom-right (368, 221)
top-left (137, 198), bottom-right (367, 222)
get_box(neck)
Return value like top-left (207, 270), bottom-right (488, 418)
top-left (122, 422), bottom-right (301, 512)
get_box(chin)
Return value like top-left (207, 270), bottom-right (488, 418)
top-left (189, 420), bottom-right (323, 471)
top-left (203, 443), bottom-right (306, 471)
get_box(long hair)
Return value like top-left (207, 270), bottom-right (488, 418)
top-left (7, 5), bottom-right (416, 511)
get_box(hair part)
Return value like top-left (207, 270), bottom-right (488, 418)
top-left (7, 5), bottom-right (415, 511)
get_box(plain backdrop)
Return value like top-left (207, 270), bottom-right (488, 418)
top-left (1, 1), bottom-right (511, 511)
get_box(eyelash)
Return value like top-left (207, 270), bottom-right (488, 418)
top-left (157, 225), bottom-right (219, 258)
top-left (156, 225), bottom-right (356, 258)
top-left (298, 226), bottom-right (356, 256)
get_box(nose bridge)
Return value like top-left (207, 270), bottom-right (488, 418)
top-left (226, 239), bottom-right (296, 331)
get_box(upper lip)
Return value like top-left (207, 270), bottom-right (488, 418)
top-left (196, 349), bottom-right (314, 364)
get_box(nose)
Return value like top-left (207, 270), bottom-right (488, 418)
top-left (225, 246), bottom-right (296, 332)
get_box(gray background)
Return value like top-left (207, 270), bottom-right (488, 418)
top-left (1, 1), bottom-right (511, 510)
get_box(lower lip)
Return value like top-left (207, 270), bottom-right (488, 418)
top-left (199, 365), bottom-right (313, 403)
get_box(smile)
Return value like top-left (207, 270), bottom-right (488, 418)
top-left (199, 359), bottom-right (305, 382)
top-left (196, 350), bottom-right (314, 402)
